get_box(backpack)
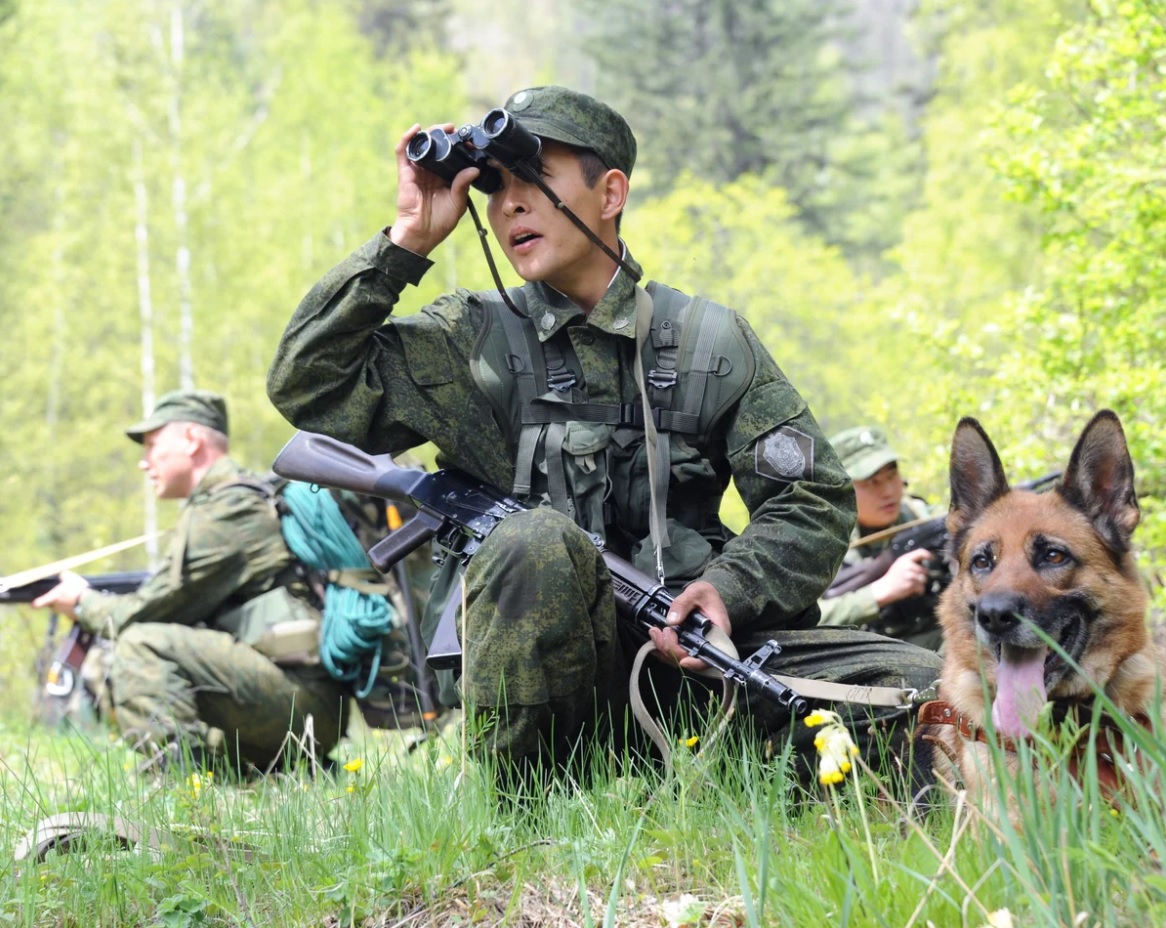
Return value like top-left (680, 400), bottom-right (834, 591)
top-left (227, 477), bottom-right (399, 700)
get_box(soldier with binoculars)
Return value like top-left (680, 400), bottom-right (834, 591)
top-left (267, 86), bottom-right (940, 791)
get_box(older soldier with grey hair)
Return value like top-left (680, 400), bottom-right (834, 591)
top-left (267, 86), bottom-right (940, 789)
top-left (34, 390), bottom-right (348, 774)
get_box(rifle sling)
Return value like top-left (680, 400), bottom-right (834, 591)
top-left (628, 624), bottom-right (919, 766)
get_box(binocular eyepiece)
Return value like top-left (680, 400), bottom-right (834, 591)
top-left (406, 107), bottom-right (542, 194)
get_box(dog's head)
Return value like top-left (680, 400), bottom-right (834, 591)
top-left (939, 410), bottom-right (1148, 738)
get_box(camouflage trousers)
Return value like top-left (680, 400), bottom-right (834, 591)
top-left (111, 623), bottom-right (349, 770)
top-left (461, 508), bottom-right (943, 784)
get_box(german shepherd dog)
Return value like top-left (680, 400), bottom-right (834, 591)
top-left (919, 410), bottom-right (1160, 812)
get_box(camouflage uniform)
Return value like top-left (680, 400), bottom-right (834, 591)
top-left (267, 87), bottom-right (941, 782)
top-left (76, 393), bottom-right (348, 769)
top-left (818, 426), bottom-right (947, 650)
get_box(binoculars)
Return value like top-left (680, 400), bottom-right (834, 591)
top-left (405, 108), bottom-right (542, 194)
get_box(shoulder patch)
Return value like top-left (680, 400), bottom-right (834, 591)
top-left (755, 426), bottom-right (815, 483)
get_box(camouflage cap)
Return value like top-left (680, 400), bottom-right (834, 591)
top-left (504, 85), bottom-right (637, 178)
top-left (830, 426), bottom-right (899, 482)
top-left (125, 389), bottom-right (229, 443)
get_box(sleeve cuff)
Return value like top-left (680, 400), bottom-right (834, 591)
top-left (698, 565), bottom-right (749, 626)
top-left (356, 231), bottom-right (434, 286)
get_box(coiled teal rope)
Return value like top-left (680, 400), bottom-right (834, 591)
top-left (278, 482), bottom-right (395, 699)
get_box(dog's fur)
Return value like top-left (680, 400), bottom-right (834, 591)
top-left (922, 410), bottom-right (1161, 811)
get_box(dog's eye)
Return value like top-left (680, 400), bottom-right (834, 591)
top-left (971, 553), bottom-right (992, 571)
top-left (1044, 547), bottom-right (1070, 565)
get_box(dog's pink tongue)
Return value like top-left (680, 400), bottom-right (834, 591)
top-left (991, 645), bottom-right (1048, 739)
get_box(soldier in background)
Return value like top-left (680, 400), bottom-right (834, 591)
top-left (32, 390), bottom-right (349, 774)
top-left (818, 426), bottom-right (946, 650)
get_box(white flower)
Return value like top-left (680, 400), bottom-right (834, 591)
top-left (804, 710), bottom-right (860, 786)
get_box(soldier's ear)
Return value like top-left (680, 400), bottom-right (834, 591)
top-left (179, 423), bottom-right (203, 454)
top-left (600, 169), bottom-right (629, 222)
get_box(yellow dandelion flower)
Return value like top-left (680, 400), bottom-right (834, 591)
top-left (680, 735), bottom-right (700, 748)
top-left (343, 758), bottom-right (364, 773)
top-left (346, 784), bottom-right (355, 794)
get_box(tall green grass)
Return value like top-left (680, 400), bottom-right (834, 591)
top-left (1, 702), bottom-right (1164, 927)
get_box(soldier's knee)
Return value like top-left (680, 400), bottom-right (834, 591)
top-left (480, 507), bottom-right (589, 562)
top-left (112, 623), bottom-right (169, 669)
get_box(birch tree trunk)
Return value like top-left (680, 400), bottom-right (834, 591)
top-left (44, 188), bottom-right (68, 555)
top-left (133, 137), bottom-right (160, 564)
top-left (169, 0), bottom-right (194, 391)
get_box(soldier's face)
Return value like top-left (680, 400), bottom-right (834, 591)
top-left (138, 423), bottom-right (197, 499)
top-left (486, 141), bottom-right (612, 294)
top-left (854, 462), bottom-right (904, 529)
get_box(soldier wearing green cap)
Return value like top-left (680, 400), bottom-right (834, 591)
top-left (268, 87), bottom-right (940, 788)
top-left (32, 389), bottom-right (348, 774)
top-left (818, 425), bottom-right (946, 649)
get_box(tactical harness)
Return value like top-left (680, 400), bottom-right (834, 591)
top-left (470, 280), bottom-right (753, 579)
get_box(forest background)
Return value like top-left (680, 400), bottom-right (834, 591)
top-left (0, 0), bottom-right (1163, 707)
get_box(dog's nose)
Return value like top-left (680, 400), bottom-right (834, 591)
top-left (975, 592), bottom-right (1026, 635)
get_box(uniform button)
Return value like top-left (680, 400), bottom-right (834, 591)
top-left (541, 312), bottom-right (555, 330)
top-left (612, 317), bottom-right (629, 330)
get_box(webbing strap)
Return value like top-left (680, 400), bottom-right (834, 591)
top-left (325, 568), bottom-right (391, 596)
top-left (629, 636), bottom-right (737, 768)
top-left (169, 507), bottom-right (195, 588)
top-left (519, 401), bottom-right (701, 433)
top-left (766, 674), bottom-right (919, 708)
top-left (627, 631), bottom-right (918, 768)
top-left (544, 422), bottom-right (571, 517)
top-left (494, 291), bottom-right (543, 497)
top-left (633, 285), bottom-right (669, 577)
top-left (683, 298), bottom-right (718, 421)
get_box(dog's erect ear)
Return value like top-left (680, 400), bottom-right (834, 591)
top-left (948, 417), bottom-right (1010, 527)
top-left (1059, 409), bottom-right (1140, 553)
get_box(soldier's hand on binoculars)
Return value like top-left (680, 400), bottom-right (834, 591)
top-left (389, 123), bottom-right (479, 257)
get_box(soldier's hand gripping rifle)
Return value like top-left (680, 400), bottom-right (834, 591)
top-left (0, 571), bottom-right (149, 707)
top-left (272, 432), bottom-right (809, 718)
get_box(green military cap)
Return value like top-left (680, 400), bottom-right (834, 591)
top-left (125, 389), bottom-right (229, 443)
top-left (504, 85), bottom-right (637, 178)
top-left (830, 426), bottom-right (899, 482)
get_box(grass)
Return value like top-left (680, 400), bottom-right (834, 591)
top-left (1, 705), bottom-right (1165, 927)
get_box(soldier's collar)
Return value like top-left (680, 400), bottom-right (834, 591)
top-left (526, 243), bottom-right (642, 342)
top-left (186, 457), bottom-right (244, 503)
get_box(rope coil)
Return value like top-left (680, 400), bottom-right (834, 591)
top-left (278, 482), bottom-right (395, 698)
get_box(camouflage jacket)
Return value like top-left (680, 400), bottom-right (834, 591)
top-left (817, 495), bottom-right (944, 627)
top-left (267, 233), bottom-right (855, 632)
top-left (75, 458), bottom-right (310, 638)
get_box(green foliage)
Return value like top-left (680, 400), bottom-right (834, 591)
top-left (626, 173), bottom-right (876, 426)
top-left (980, 0), bottom-right (1166, 562)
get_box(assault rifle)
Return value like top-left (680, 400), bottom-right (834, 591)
top-left (822, 472), bottom-right (1062, 633)
top-left (0, 571), bottom-right (149, 604)
top-left (272, 432), bottom-right (809, 718)
top-left (0, 571), bottom-right (149, 716)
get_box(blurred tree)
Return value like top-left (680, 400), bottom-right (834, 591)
top-left (357, 0), bottom-right (450, 54)
top-left (844, 0), bottom-right (1083, 500)
top-left (580, 0), bottom-right (925, 267)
